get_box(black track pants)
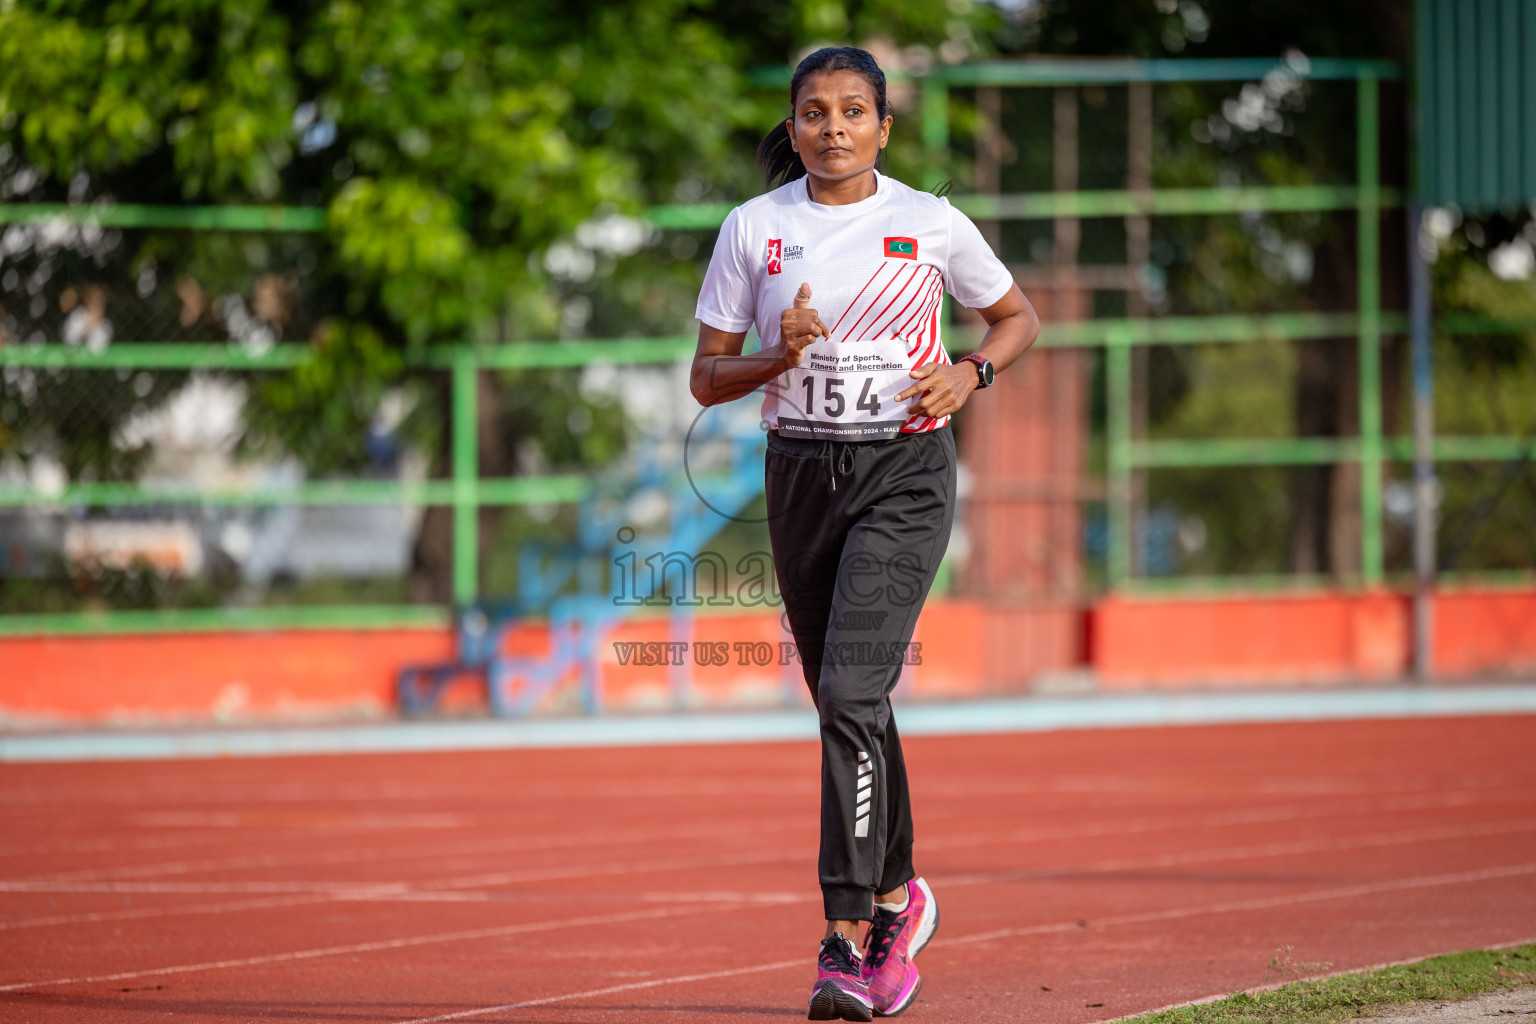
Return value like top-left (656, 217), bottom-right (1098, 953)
top-left (765, 427), bottom-right (957, 922)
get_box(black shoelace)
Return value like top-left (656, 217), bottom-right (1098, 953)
top-left (819, 933), bottom-right (862, 977)
top-left (863, 909), bottom-right (906, 970)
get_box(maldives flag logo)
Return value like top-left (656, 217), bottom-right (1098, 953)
top-left (884, 236), bottom-right (918, 259)
top-left (766, 238), bottom-right (783, 275)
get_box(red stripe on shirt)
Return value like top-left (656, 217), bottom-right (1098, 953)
top-left (900, 281), bottom-right (945, 355)
top-left (835, 264), bottom-right (908, 344)
top-left (825, 265), bottom-right (888, 340)
top-left (897, 277), bottom-right (944, 341)
top-left (896, 278), bottom-right (944, 345)
top-left (860, 265), bottom-right (935, 342)
top-left (882, 268), bottom-right (942, 343)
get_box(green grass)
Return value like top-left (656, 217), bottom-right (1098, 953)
top-left (1120, 944), bottom-right (1536, 1024)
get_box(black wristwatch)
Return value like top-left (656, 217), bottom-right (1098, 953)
top-left (962, 354), bottom-right (995, 389)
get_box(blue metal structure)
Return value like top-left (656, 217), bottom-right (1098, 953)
top-left (398, 396), bottom-right (767, 716)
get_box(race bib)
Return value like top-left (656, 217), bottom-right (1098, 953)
top-left (774, 336), bottom-right (913, 440)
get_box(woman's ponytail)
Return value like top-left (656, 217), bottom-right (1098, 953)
top-left (757, 120), bottom-right (806, 189)
top-left (757, 46), bottom-right (891, 191)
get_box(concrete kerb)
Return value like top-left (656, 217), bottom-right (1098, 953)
top-left (2, 684), bottom-right (1535, 763)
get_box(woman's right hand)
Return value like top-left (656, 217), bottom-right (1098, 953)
top-left (779, 282), bottom-right (829, 369)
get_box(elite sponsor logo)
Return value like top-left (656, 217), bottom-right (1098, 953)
top-left (883, 236), bottom-right (917, 260)
top-left (767, 238), bottom-right (783, 275)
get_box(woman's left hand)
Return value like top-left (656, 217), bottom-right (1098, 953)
top-left (896, 361), bottom-right (978, 419)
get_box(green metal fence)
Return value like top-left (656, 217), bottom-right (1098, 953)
top-left (2, 56), bottom-right (1534, 637)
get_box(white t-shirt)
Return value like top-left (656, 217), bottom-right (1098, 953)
top-left (694, 170), bottom-right (1015, 434)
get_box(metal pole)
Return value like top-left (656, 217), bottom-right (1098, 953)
top-left (921, 75), bottom-right (949, 191)
top-left (1407, 0), bottom-right (1435, 679)
top-left (1408, 202), bottom-right (1436, 678)
top-left (1126, 81), bottom-right (1153, 578)
top-left (1053, 88), bottom-right (1097, 592)
top-left (974, 85), bottom-right (1002, 250)
top-left (1356, 73), bottom-right (1384, 586)
top-left (1098, 83), bottom-right (1129, 588)
top-left (1107, 335), bottom-right (1132, 587)
top-left (451, 345), bottom-right (479, 606)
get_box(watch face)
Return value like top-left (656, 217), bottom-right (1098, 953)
top-left (980, 360), bottom-right (994, 386)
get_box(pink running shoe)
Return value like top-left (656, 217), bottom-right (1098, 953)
top-left (861, 877), bottom-right (940, 1017)
top-left (808, 932), bottom-right (874, 1021)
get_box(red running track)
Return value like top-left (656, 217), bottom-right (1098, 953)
top-left (2, 715), bottom-right (1534, 1023)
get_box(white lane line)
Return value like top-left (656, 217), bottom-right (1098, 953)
top-left (0, 889), bottom-right (805, 934)
top-left (1, 811), bottom-right (1524, 938)
top-left (8, 763), bottom-right (1530, 805)
top-left (375, 862), bottom-right (1536, 1024)
top-left (4, 855), bottom-right (1530, 998)
top-left (10, 778), bottom-right (1516, 857)
top-left (0, 829), bottom-right (247, 859)
top-left (19, 815), bottom-right (808, 884)
top-left (333, 890), bottom-right (807, 905)
top-left (943, 861), bottom-right (1536, 948)
top-left (920, 791), bottom-right (1532, 851)
top-left (12, 785), bottom-right (1513, 888)
top-left (28, 769), bottom-right (1521, 812)
top-left (418, 847), bottom-right (807, 891)
top-left (387, 959), bottom-right (807, 1024)
top-left (916, 773), bottom-right (1536, 799)
top-left (1, 815), bottom-right (1514, 937)
top-left (0, 894), bottom-right (333, 933)
top-left (909, 789), bottom-right (1517, 834)
top-left (131, 811), bottom-right (470, 828)
top-left (6, 816), bottom-right (1527, 898)
top-left (0, 777), bottom-right (820, 806)
top-left (0, 879), bottom-right (416, 894)
top-left (936, 818), bottom-right (1536, 888)
top-left (0, 847), bottom-right (798, 890)
top-left (1, 788), bottom-right (1516, 936)
top-left (0, 903), bottom-right (732, 993)
top-left (3, 815), bottom-right (1528, 905)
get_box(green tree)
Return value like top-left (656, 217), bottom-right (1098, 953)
top-left (0, 0), bottom-right (999, 605)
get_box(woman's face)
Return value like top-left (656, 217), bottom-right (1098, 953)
top-left (787, 70), bottom-right (892, 186)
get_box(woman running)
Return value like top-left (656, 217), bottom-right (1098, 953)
top-left (690, 46), bottom-right (1038, 1021)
